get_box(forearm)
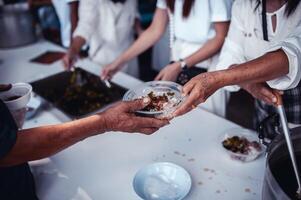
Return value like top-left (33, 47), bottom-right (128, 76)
top-left (185, 22), bottom-right (229, 67)
top-left (0, 114), bottom-right (106, 167)
top-left (69, 1), bottom-right (79, 35)
top-left (185, 36), bottom-right (225, 67)
top-left (69, 36), bottom-right (86, 55)
top-left (215, 50), bottom-right (289, 87)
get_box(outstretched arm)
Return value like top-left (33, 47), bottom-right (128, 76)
top-left (174, 50), bottom-right (289, 116)
top-left (0, 99), bottom-right (169, 167)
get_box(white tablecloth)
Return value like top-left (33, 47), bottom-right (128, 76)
top-left (0, 40), bottom-right (265, 200)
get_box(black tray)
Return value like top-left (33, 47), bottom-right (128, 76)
top-left (31, 67), bottom-right (127, 118)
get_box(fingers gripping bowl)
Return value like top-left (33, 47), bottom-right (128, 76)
top-left (123, 81), bottom-right (184, 118)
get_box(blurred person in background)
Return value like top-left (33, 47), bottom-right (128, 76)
top-left (101, 0), bottom-right (233, 117)
top-left (63, 0), bottom-right (142, 78)
top-left (27, 0), bottom-right (62, 43)
top-left (52, 0), bottom-right (79, 47)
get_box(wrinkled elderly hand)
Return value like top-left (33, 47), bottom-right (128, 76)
top-left (102, 98), bottom-right (170, 135)
top-left (241, 82), bottom-right (282, 105)
top-left (173, 72), bottom-right (222, 117)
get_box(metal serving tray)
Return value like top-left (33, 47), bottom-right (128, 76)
top-left (31, 67), bottom-right (127, 119)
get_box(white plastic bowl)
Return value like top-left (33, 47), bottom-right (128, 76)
top-left (133, 162), bottom-right (191, 200)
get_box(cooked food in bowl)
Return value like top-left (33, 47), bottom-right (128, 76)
top-left (123, 81), bottom-right (184, 118)
top-left (142, 91), bottom-right (175, 112)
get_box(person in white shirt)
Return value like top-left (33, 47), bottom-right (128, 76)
top-left (101, 0), bottom-right (233, 117)
top-left (174, 0), bottom-right (301, 128)
top-left (52, 0), bottom-right (79, 48)
top-left (63, 0), bottom-right (141, 78)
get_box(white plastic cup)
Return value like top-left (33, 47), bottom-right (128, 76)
top-left (0, 83), bottom-right (32, 129)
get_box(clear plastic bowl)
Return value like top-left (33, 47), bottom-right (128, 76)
top-left (123, 81), bottom-right (184, 118)
top-left (220, 128), bottom-right (266, 162)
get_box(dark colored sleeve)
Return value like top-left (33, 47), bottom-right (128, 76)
top-left (0, 100), bottom-right (17, 159)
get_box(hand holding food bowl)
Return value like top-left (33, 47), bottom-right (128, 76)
top-left (123, 81), bottom-right (184, 119)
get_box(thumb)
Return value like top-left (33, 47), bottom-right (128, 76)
top-left (124, 97), bottom-right (150, 112)
top-left (154, 72), bottom-right (163, 81)
top-left (272, 90), bottom-right (283, 106)
top-left (0, 84), bottom-right (12, 92)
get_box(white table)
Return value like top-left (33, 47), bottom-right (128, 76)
top-left (0, 41), bottom-right (266, 200)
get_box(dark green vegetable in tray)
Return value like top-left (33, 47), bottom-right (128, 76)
top-left (31, 67), bottom-right (127, 118)
top-left (142, 91), bottom-right (175, 112)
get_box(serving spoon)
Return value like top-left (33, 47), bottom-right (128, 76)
top-left (103, 79), bottom-right (112, 89)
top-left (274, 92), bottom-right (301, 199)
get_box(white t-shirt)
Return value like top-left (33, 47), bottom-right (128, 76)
top-left (157, 0), bottom-right (232, 43)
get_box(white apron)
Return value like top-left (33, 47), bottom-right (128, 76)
top-left (88, 0), bottom-right (138, 77)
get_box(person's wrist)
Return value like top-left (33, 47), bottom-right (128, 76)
top-left (94, 113), bottom-right (111, 133)
top-left (211, 71), bottom-right (228, 88)
top-left (178, 59), bottom-right (188, 70)
top-left (115, 59), bottom-right (123, 68)
top-left (173, 62), bottom-right (182, 72)
top-left (118, 53), bottom-right (130, 66)
top-left (69, 47), bottom-right (78, 57)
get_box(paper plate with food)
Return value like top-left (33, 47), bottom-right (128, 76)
top-left (123, 81), bottom-right (184, 118)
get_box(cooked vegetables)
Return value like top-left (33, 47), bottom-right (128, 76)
top-left (31, 67), bottom-right (126, 117)
top-left (222, 136), bottom-right (262, 155)
top-left (142, 91), bottom-right (175, 112)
